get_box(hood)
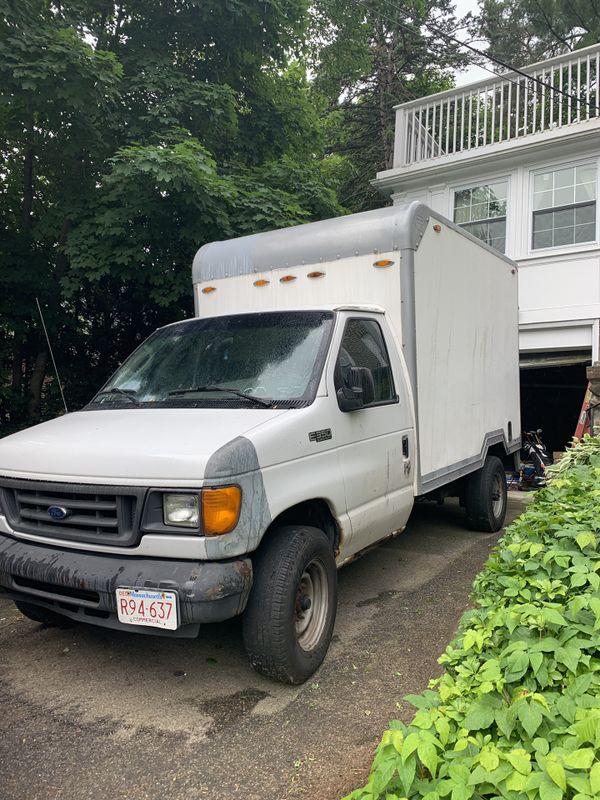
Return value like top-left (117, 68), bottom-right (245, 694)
top-left (0, 408), bottom-right (286, 485)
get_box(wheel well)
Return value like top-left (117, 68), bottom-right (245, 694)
top-left (261, 499), bottom-right (341, 555)
top-left (487, 441), bottom-right (517, 470)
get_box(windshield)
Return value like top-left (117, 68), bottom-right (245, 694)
top-left (88, 311), bottom-right (334, 409)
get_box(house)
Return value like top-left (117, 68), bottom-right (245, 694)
top-left (373, 43), bottom-right (600, 452)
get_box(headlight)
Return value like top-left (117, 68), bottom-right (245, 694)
top-left (163, 493), bottom-right (200, 528)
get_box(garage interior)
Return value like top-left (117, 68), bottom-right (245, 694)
top-left (519, 351), bottom-right (591, 456)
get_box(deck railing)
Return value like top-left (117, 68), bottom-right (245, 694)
top-left (395, 44), bottom-right (600, 168)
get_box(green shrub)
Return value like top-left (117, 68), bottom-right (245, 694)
top-left (344, 435), bottom-right (600, 800)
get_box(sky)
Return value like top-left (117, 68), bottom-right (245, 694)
top-left (452, 0), bottom-right (494, 86)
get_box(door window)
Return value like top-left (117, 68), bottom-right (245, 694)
top-left (335, 319), bottom-right (396, 406)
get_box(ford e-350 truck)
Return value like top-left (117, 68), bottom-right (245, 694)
top-left (0, 202), bottom-right (520, 684)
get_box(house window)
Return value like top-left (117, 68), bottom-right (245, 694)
top-left (532, 164), bottom-right (597, 249)
top-left (453, 181), bottom-right (507, 253)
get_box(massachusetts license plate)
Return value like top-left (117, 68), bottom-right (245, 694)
top-left (116, 588), bottom-right (178, 630)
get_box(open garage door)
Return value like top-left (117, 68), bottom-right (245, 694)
top-left (520, 350), bottom-right (591, 454)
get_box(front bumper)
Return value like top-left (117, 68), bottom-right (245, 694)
top-left (0, 533), bottom-right (252, 637)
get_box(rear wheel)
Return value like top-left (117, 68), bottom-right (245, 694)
top-left (464, 455), bottom-right (507, 532)
top-left (15, 600), bottom-right (71, 627)
top-left (243, 525), bottom-right (337, 684)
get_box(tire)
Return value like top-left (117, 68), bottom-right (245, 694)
top-left (243, 525), bottom-right (337, 684)
top-left (15, 600), bottom-right (71, 627)
top-left (464, 455), bottom-right (507, 532)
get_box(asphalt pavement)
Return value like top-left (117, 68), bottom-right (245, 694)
top-left (0, 495), bottom-right (526, 800)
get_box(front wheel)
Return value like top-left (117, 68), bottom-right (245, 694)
top-left (243, 525), bottom-right (337, 684)
top-left (464, 455), bottom-right (507, 532)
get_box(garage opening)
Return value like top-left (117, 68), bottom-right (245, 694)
top-left (520, 350), bottom-right (591, 455)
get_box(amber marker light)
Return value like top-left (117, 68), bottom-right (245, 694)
top-left (202, 286), bottom-right (217, 294)
top-left (373, 259), bottom-right (394, 268)
top-left (307, 271), bottom-right (325, 278)
top-left (280, 275), bottom-right (297, 283)
top-left (202, 486), bottom-right (241, 536)
top-left (254, 279), bottom-right (270, 287)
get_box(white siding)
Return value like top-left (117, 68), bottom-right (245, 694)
top-left (390, 151), bottom-right (600, 359)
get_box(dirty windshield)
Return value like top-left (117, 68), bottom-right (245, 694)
top-left (88, 311), bottom-right (334, 409)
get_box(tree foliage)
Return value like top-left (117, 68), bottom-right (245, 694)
top-left (477, 0), bottom-right (600, 66)
top-left (309, 0), bottom-right (469, 211)
top-left (0, 0), bottom-right (344, 431)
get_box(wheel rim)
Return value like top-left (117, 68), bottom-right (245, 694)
top-left (491, 472), bottom-right (505, 519)
top-left (295, 558), bottom-right (329, 652)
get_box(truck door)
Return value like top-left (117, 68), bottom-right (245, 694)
top-left (330, 314), bottom-right (414, 558)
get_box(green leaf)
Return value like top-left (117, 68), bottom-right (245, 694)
top-left (542, 608), bottom-right (567, 627)
top-left (556, 646), bottom-right (581, 674)
top-left (450, 785), bottom-right (472, 800)
top-left (506, 749), bottom-right (531, 774)
top-left (590, 762), bottom-right (600, 795)
top-left (401, 733), bottom-right (419, 762)
top-left (563, 748), bottom-right (595, 769)
top-left (435, 716), bottom-right (450, 746)
top-left (506, 771), bottom-right (528, 792)
top-left (546, 761), bottom-right (567, 792)
top-left (417, 740), bottom-right (439, 778)
top-left (576, 532), bottom-right (596, 550)
top-left (397, 754), bottom-right (416, 795)
top-left (479, 749), bottom-right (499, 771)
top-left (530, 651), bottom-right (544, 674)
top-left (505, 650), bottom-right (529, 681)
top-left (463, 697), bottom-right (497, 731)
top-left (539, 774), bottom-right (563, 800)
top-left (390, 730), bottom-right (404, 754)
top-left (518, 700), bottom-right (543, 738)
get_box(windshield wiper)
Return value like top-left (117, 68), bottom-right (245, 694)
top-left (168, 385), bottom-right (273, 408)
top-left (93, 388), bottom-right (141, 406)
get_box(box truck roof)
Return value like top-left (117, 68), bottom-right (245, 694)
top-left (192, 201), bottom-right (515, 284)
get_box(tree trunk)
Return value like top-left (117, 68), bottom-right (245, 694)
top-left (28, 350), bottom-right (48, 419)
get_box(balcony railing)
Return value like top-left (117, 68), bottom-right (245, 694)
top-left (394, 44), bottom-right (600, 168)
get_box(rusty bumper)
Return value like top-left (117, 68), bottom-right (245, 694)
top-left (0, 532), bottom-right (253, 637)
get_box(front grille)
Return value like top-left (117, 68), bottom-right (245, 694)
top-left (12, 574), bottom-right (100, 604)
top-left (0, 478), bottom-right (146, 546)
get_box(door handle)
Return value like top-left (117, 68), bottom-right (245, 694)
top-left (402, 435), bottom-right (409, 458)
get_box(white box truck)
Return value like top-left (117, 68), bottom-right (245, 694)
top-left (0, 203), bottom-right (520, 683)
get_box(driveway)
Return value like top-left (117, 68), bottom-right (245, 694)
top-left (0, 495), bottom-right (526, 800)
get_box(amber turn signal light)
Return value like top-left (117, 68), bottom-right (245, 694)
top-left (202, 486), bottom-right (241, 535)
top-left (202, 286), bottom-right (217, 294)
top-left (373, 259), bottom-right (394, 268)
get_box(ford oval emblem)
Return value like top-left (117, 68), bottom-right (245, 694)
top-left (47, 505), bottom-right (69, 520)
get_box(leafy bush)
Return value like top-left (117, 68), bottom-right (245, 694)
top-left (344, 435), bottom-right (600, 800)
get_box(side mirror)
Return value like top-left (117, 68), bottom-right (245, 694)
top-left (337, 367), bottom-right (375, 412)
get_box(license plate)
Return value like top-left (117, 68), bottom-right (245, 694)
top-left (116, 588), bottom-right (178, 630)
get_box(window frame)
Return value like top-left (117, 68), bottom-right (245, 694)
top-left (528, 158), bottom-right (599, 255)
top-left (334, 317), bottom-right (399, 410)
top-left (451, 177), bottom-right (509, 254)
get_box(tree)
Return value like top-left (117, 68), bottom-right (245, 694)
top-left (309, 0), bottom-right (469, 211)
top-left (0, 0), bottom-right (344, 433)
top-left (476, 0), bottom-right (600, 66)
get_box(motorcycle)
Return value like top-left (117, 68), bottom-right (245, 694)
top-left (520, 429), bottom-right (552, 488)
